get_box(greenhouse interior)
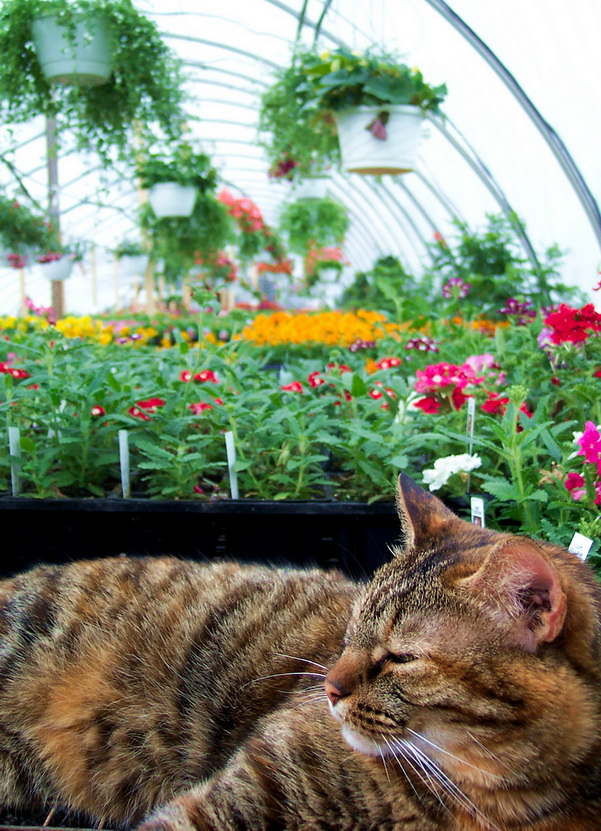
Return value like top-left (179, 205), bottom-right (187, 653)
top-left (1, 2), bottom-right (601, 830)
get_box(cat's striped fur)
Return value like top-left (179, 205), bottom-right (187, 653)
top-left (0, 473), bottom-right (599, 830)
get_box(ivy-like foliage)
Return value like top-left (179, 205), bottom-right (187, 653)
top-left (0, 0), bottom-right (186, 163)
top-left (278, 196), bottom-right (349, 254)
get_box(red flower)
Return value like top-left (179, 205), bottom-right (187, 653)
top-left (414, 396), bottom-right (441, 414)
top-left (327, 362), bottom-right (352, 374)
top-left (565, 472), bottom-right (585, 492)
top-left (189, 402), bottom-right (213, 414)
top-left (128, 406), bottom-right (151, 421)
top-left (594, 368), bottom-right (601, 379)
top-left (481, 393), bottom-right (509, 415)
top-left (8, 368), bottom-right (30, 379)
top-left (375, 356), bottom-right (402, 370)
top-left (544, 303), bottom-right (601, 345)
top-left (91, 405), bottom-right (106, 416)
top-left (281, 381), bottom-right (304, 393)
top-left (308, 371), bottom-right (325, 388)
top-left (180, 370), bottom-right (192, 382)
top-left (193, 369), bottom-right (218, 384)
top-left (214, 397), bottom-right (224, 406)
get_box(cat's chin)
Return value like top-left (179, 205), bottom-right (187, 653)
top-left (341, 725), bottom-right (388, 757)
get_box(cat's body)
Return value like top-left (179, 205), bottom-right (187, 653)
top-left (0, 474), bottom-right (600, 830)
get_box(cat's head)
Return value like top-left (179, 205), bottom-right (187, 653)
top-left (325, 473), bottom-right (601, 795)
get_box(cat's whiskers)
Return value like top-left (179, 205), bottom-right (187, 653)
top-left (241, 670), bottom-right (326, 690)
top-left (466, 731), bottom-right (514, 775)
top-left (377, 738), bottom-right (391, 784)
top-left (271, 652), bottom-right (329, 672)
top-left (404, 742), bottom-right (501, 831)
top-left (383, 736), bottom-right (443, 813)
top-left (405, 727), bottom-right (507, 782)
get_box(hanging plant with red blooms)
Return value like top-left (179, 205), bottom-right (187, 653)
top-left (195, 251), bottom-right (239, 283)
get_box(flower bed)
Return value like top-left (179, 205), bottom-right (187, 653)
top-left (0, 300), bottom-right (599, 567)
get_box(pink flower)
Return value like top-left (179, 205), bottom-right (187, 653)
top-left (577, 421), bottom-right (601, 470)
top-left (189, 402), bottom-right (213, 414)
top-left (281, 381), bottom-right (304, 393)
top-left (414, 363), bottom-right (470, 394)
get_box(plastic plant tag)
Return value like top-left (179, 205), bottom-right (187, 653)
top-left (224, 430), bottom-right (239, 499)
top-left (118, 430), bottom-right (131, 498)
top-left (470, 496), bottom-right (485, 528)
top-left (568, 532), bottom-right (593, 561)
top-left (8, 426), bottom-right (21, 497)
top-left (466, 397), bottom-right (476, 454)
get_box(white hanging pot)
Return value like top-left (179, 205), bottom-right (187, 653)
top-left (335, 105), bottom-right (425, 175)
top-left (39, 257), bottom-right (74, 281)
top-left (120, 254), bottom-right (149, 278)
top-left (293, 177), bottom-right (330, 201)
top-left (148, 183), bottom-right (197, 218)
top-left (31, 15), bottom-right (113, 87)
top-left (316, 267), bottom-right (340, 283)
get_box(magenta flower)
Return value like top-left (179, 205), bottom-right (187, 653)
top-left (441, 277), bottom-right (470, 299)
top-left (577, 421), bottom-right (601, 472)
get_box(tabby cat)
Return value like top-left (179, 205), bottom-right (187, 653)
top-left (0, 473), bottom-right (600, 830)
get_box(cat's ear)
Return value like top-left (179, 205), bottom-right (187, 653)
top-left (462, 537), bottom-right (567, 652)
top-left (396, 472), bottom-right (461, 552)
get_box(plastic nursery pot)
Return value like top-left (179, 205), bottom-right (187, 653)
top-left (31, 15), bottom-right (113, 87)
top-left (334, 105), bottom-right (425, 175)
top-left (292, 176), bottom-right (330, 201)
top-left (0, 498), bottom-right (403, 582)
top-left (120, 254), bottom-right (150, 278)
top-left (39, 257), bottom-right (74, 281)
top-left (148, 183), bottom-right (197, 218)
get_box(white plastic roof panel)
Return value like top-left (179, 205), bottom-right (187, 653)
top-left (0, 0), bottom-right (599, 314)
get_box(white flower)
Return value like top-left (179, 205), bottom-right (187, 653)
top-left (422, 453), bottom-right (482, 491)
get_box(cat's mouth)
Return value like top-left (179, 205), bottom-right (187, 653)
top-left (329, 701), bottom-right (404, 758)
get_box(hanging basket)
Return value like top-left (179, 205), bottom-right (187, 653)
top-left (39, 257), bottom-right (74, 281)
top-left (120, 254), bottom-right (150, 278)
top-left (316, 267), bottom-right (340, 283)
top-left (335, 105), bottom-right (425, 175)
top-left (148, 183), bottom-right (197, 218)
top-left (31, 15), bottom-right (113, 87)
top-left (293, 177), bottom-right (330, 201)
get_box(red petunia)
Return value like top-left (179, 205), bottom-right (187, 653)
top-left (376, 356), bottom-right (402, 370)
top-left (91, 405), bottom-right (106, 416)
top-left (281, 381), bottom-right (304, 393)
top-left (414, 396), bottom-right (441, 414)
top-left (308, 371), bottom-right (325, 388)
top-left (193, 369), bottom-right (218, 384)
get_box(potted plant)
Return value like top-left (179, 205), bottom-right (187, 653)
top-left (0, 0), bottom-right (186, 162)
top-left (278, 196), bottom-right (349, 255)
top-left (260, 46), bottom-right (447, 177)
top-left (138, 143), bottom-right (218, 219)
top-left (36, 240), bottom-right (85, 281)
top-left (114, 240), bottom-right (149, 279)
top-left (0, 194), bottom-right (57, 267)
top-left (140, 194), bottom-right (235, 285)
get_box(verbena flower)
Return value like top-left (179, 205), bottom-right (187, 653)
top-left (544, 303), bottom-right (601, 345)
top-left (441, 276), bottom-right (470, 299)
top-left (405, 336), bottom-right (439, 353)
top-left (422, 453), bottom-right (482, 491)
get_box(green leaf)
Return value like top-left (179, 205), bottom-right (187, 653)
top-left (20, 436), bottom-right (36, 453)
top-left (480, 477), bottom-right (518, 501)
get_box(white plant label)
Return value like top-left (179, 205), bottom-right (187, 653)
top-left (8, 426), bottom-right (21, 497)
top-left (568, 532), bottom-right (593, 561)
top-left (118, 430), bottom-right (131, 498)
top-left (224, 430), bottom-right (239, 499)
top-left (470, 496), bottom-right (486, 528)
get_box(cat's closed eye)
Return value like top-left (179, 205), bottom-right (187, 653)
top-left (387, 652), bottom-right (417, 665)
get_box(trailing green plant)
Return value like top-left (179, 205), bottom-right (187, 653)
top-left (0, 0), bottom-right (186, 162)
top-left (113, 240), bottom-right (146, 259)
top-left (137, 143), bottom-right (218, 191)
top-left (140, 195), bottom-right (235, 282)
top-left (0, 193), bottom-right (58, 253)
top-left (278, 196), bottom-right (349, 254)
top-left (260, 45), bottom-right (446, 180)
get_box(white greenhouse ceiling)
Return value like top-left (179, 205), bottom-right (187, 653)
top-left (0, 0), bottom-right (600, 314)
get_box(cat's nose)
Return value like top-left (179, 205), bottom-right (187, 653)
top-left (324, 677), bottom-right (347, 706)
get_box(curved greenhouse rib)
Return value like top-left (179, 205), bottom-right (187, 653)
top-left (422, 0), bottom-right (601, 252)
top-left (427, 113), bottom-right (548, 289)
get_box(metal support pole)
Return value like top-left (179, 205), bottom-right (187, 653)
top-left (46, 115), bottom-right (64, 319)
